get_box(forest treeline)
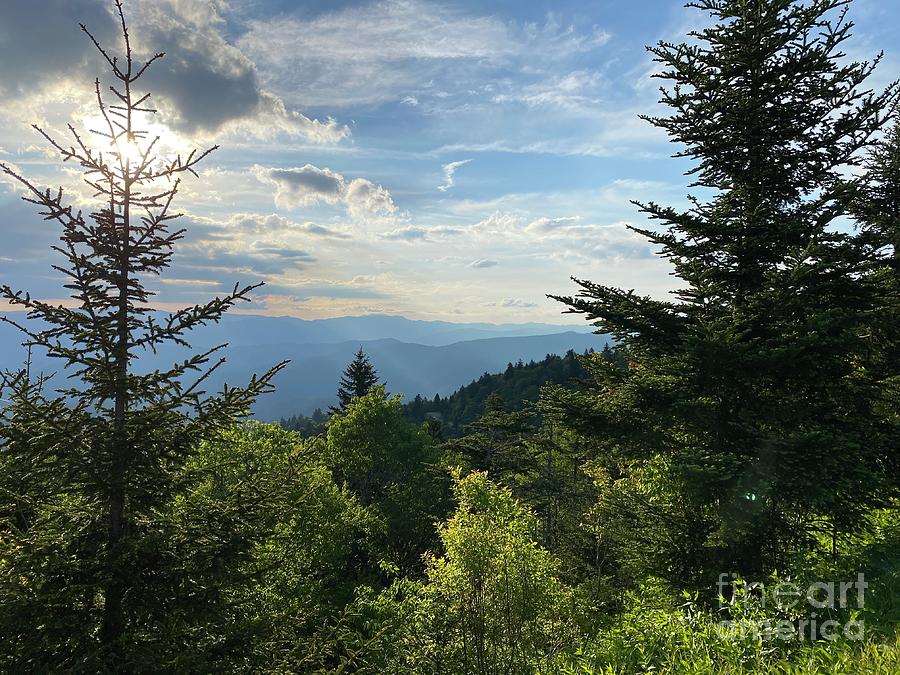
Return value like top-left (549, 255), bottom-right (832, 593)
top-left (281, 346), bottom-right (626, 438)
top-left (0, 0), bottom-right (899, 672)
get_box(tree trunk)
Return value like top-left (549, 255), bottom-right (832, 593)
top-left (101, 158), bottom-right (131, 655)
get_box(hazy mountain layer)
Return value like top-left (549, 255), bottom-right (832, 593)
top-left (0, 313), bottom-right (602, 419)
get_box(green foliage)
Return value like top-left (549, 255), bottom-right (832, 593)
top-left (186, 423), bottom-right (371, 671)
top-left (281, 406), bottom-right (328, 437)
top-left (584, 455), bottom-right (718, 591)
top-left (406, 349), bottom-right (592, 436)
top-left (441, 393), bottom-right (535, 479)
top-left (423, 469), bottom-right (575, 673)
top-left (544, 0), bottom-right (900, 584)
top-left (555, 582), bottom-right (900, 674)
top-left (442, 397), bottom-right (599, 594)
top-left (326, 386), bottom-right (449, 576)
top-left (343, 470), bottom-right (577, 674)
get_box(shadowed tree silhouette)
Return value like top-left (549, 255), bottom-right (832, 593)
top-left (0, 1), bottom-right (287, 667)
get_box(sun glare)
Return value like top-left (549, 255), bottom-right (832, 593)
top-left (115, 135), bottom-right (145, 166)
top-left (78, 111), bottom-right (187, 171)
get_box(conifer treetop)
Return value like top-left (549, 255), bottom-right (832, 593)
top-left (333, 347), bottom-right (381, 412)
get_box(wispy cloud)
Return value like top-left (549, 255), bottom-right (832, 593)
top-left (379, 225), bottom-right (430, 241)
top-left (501, 297), bottom-right (538, 309)
top-left (469, 259), bottom-right (499, 269)
top-left (438, 159), bottom-right (472, 192)
top-left (237, 0), bottom-right (612, 109)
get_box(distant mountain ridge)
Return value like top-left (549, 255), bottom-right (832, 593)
top-left (0, 313), bottom-right (603, 419)
top-left (175, 313), bottom-right (595, 349)
top-left (213, 331), bottom-right (605, 419)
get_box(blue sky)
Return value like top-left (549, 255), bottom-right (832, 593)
top-left (1, 0), bottom-right (897, 323)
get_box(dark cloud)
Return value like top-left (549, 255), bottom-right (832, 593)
top-left (253, 164), bottom-right (396, 217)
top-left (263, 165), bottom-right (345, 204)
top-left (132, 2), bottom-right (347, 140)
top-left (141, 54), bottom-right (261, 135)
top-left (0, 0), bottom-right (347, 142)
top-left (0, 0), bottom-right (116, 98)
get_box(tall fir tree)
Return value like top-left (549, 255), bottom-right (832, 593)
top-left (852, 119), bottom-right (900, 487)
top-left (543, 0), bottom-right (898, 582)
top-left (0, 2), bottom-right (286, 667)
top-left (333, 347), bottom-right (381, 412)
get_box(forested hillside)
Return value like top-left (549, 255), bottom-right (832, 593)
top-left (281, 347), bottom-right (623, 437)
top-left (403, 349), bottom-right (590, 434)
top-left (1, 1), bottom-right (898, 673)
top-left (404, 346), bottom-right (629, 435)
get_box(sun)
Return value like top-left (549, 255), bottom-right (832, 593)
top-left (77, 111), bottom-right (186, 172)
top-left (114, 134), bottom-right (145, 166)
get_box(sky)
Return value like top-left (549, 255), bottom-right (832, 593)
top-left (1, 0), bottom-right (898, 324)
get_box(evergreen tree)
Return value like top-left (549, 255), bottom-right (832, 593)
top-left (403, 350), bottom-right (590, 436)
top-left (853, 119), bottom-right (900, 487)
top-left (333, 347), bottom-right (381, 413)
top-left (544, 0), bottom-right (898, 581)
top-left (443, 393), bottom-right (534, 481)
top-left (408, 394), bottom-right (426, 423)
top-left (0, 3), bottom-right (285, 666)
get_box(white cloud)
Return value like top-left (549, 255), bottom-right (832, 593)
top-left (431, 108), bottom-right (668, 158)
top-left (379, 225), bottom-right (430, 241)
top-left (493, 70), bottom-right (605, 111)
top-left (253, 165), bottom-right (396, 220)
top-left (525, 15), bottom-right (612, 54)
top-left (169, 210), bottom-right (364, 279)
top-left (526, 216), bottom-right (581, 232)
top-left (345, 178), bottom-right (398, 220)
top-left (438, 159), bottom-right (472, 192)
top-left (471, 211), bottom-right (524, 234)
top-left (211, 213), bottom-right (351, 239)
top-left (378, 224), bottom-right (465, 241)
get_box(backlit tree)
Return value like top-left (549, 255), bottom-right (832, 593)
top-left (0, 1), bottom-right (286, 667)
